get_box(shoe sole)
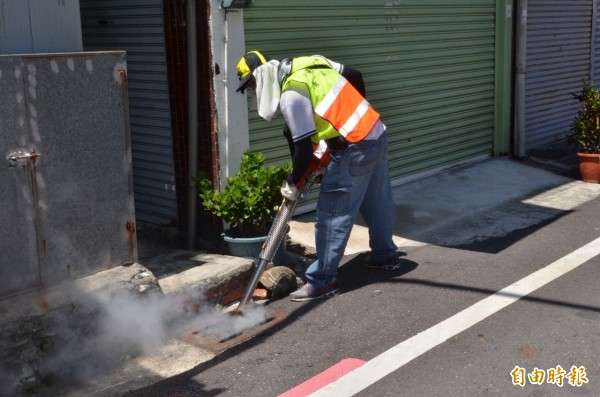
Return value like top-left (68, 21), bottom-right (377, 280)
top-left (363, 252), bottom-right (408, 271)
top-left (290, 288), bottom-right (340, 302)
top-left (363, 263), bottom-right (404, 271)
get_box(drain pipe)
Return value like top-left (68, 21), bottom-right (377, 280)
top-left (187, 0), bottom-right (198, 250)
top-left (514, 0), bottom-right (527, 158)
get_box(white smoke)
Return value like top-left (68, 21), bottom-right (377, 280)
top-left (37, 288), bottom-right (269, 387)
top-left (39, 289), bottom-right (192, 383)
top-left (186, 305), bottom-right (270, 342)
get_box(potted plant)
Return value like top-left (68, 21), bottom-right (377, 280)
top-left (567, 81), bottom-right (600, 183)
top-left (194, 150), bottom-right (291, 261)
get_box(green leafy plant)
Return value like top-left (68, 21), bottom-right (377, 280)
top-left (194, 150), bottom-right (291, 238)
top-left (567, 82), bottom-right (600, 154)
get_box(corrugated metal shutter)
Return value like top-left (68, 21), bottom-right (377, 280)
top-left (0, 0), bottom-right (82, 54)
top-left (525, 0), bottom-right (593, 149)
top-left (243, 0), bottom-right (497, 182)
top-left (80, 0), bottom-right (177, 226)
top-left (595, 0), bottom-right (600, 85)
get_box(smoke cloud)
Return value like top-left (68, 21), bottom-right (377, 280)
top-left (35, 287), bottom-right (268, 389)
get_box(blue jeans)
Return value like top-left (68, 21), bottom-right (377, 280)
top-left (305, 133), bottom-right (397, 287)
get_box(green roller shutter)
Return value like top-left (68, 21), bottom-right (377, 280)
top-left (243, 0), bottom-right (498, 181)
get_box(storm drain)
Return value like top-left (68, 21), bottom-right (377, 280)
top-left (179, 309), bottom-right (288, 353)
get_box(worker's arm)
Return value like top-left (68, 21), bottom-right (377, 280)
top-left (282, 124), bottom-right (295, 157)
top-left (280, 86), bottom-right (316, 186)
top-left (341, 66), bottom-right (366, 97)
top-left (287, 136), bottom-right (313, 185)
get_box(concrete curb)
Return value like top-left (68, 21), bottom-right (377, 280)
top-left (5, 154), bottom-right (593, 396)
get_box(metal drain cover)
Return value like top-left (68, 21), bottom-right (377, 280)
top-left (179, 309), bottom-right (288, 353)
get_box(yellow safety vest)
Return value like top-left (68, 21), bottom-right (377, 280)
top-left (281, 56), bottom-right (380, 144)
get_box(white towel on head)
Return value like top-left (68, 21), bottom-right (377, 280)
top-left (253, 60), bottom-right (281, 121)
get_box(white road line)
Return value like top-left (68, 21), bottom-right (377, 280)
top-left (310, 236), bottom-right (600, 397)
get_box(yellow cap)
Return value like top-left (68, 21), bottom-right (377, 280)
top-left (236, 50), bottom-right (269, 92)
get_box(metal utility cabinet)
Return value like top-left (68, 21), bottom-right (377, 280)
top-left (0, 51), bottom-right (136, 298)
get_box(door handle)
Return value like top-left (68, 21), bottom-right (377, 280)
top-left (7, 149), bottom-right (40, 167)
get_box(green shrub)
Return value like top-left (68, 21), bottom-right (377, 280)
top-left (568, 82), bottom-right (600, 154)
top-left (194, 150), bottom-right (291, 238)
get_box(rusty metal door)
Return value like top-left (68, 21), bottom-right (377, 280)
top-left (1, 52), bottom-right (136, 298)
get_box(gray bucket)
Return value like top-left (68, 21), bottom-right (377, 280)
top-left (222, 231), bottom-right (286, 265)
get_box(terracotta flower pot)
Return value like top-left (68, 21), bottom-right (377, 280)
top-left (577, 152), bottom-right (600, 183)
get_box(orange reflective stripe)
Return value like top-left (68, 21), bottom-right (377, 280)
top-left (344, 105), bottom-right (380, 142)
top-left (318, 81), bottom-right (362, 129)
top-left (315, 77), bottom-right (380, 142)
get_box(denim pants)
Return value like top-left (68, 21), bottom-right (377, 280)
top-left (305, 133), bottom-right (397, 287)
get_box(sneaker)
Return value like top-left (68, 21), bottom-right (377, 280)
top-left (289, 281), bottom-right (340, 302)
top-left (363, 251), bottom-right (408, 271)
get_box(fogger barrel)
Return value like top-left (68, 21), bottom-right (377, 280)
top-left (235, 151), bottom-right (329, 312)
top-left (236, 197), bottom-right (299, 311)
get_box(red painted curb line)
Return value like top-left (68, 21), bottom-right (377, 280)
top-left (278, 358), bottom-right (366, 397)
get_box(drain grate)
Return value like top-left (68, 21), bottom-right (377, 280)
top-left (179, 309), bottom-right (288, 353)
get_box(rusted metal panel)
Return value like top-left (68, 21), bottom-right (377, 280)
top-left (0, 56), bottom-right (40, 297)
top-left (0, 52), bottom-right (136, 297)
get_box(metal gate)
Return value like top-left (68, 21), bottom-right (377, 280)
top-left (243, 0), bottom-right (499, 181)
top-left (0, 52), bottom-right (135, 298)
top-left (525, 0), bottom-right (594, 149)
top-left (80, 0), bottom-right (177, 226)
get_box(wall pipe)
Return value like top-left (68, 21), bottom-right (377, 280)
top-left (187, 0), bottom-right (198, 250)
top-left (514, 0), bottom-right (527, 158)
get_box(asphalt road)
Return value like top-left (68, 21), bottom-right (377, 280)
top-left (122, 192), bottom-right (600, 396)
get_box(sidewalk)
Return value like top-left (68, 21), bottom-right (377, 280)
top-left (19, 146), bottom-right (600, 397)
top-left (96, 150), bottom-right (599, 393)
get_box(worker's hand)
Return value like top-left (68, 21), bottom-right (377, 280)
top-left (281, 181), bottom-right (299, 201)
